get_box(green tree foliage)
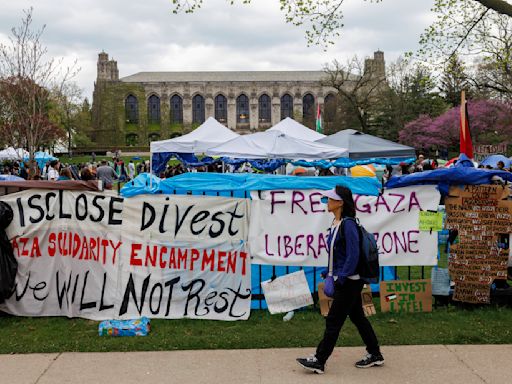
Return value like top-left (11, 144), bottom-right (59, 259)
top-left (170, 0), bottom-right (512, 47)
top-left (419, 1), bottom-right (512, 99)
top-left (439, 54), bottom-right (471, 107)
top-left (372, 58), bottom-right (448, 141)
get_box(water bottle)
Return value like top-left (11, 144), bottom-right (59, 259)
top-left (283, 311), bottom-right (295, 322)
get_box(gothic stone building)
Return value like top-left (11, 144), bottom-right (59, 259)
top-left (91, 51), bottom-right (385, 147)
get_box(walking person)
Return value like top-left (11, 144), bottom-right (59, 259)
top-left (296, 185), bottom-right (383, 374)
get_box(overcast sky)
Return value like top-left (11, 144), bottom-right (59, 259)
top-left (0, 0), bottom-right (435, 99)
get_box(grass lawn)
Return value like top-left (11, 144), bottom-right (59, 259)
top-left (1, 303), bottom-right (512, 354)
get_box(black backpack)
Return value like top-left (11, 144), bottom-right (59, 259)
top-left (0, 201), bottom-right (17, 304)
top-left (342, 217), bottom-right (380, 283)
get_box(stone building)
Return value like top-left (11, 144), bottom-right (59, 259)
top-left (91, 51), bottom-right (385, 148)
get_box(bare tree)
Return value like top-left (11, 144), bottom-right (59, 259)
top-left (322, 56), bottom-right (387, 133)
top-left (0, 8), bottom-right (79, 161)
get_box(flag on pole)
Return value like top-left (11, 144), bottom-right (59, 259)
top-left (316, 104), bottom-right (323, 134)
top-left (459, 90), bottom-right (474, 159)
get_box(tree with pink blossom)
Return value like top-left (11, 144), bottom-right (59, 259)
top-left (399, 100), bottom-right (512, 152)
top-left (399, 115), bottom-right (451, 149)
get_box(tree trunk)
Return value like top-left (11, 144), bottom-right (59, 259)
top-left (475, 0), bottom-right (512, 17)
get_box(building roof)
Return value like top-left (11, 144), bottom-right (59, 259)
top-left (120, 71), bottom-right (349, 83)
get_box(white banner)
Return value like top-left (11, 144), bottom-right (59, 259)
top-left (0, 191), bottom-right (251, 321)
top-left (119, 195), bottom-right (251, 320)
top-left (1, 190), bottom-right (122, 320)
top-left (261, 270), bottom-right (313, 314)
top-left (249, 186), bottom-right (441, 266)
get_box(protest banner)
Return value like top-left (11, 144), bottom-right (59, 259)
top-left (119, 195), bottom-right (251, 320)
top-left (0, 190), bottom-right (251, 321)
top-left (445, 185), bottom-right (512, 304)
top-left (249, 186), bottom-right (440, 266)
top-left (379, 279), bottom-right (432, 313)
top-left (261, 270), bottom-right (313, 314)
top-left (1, 189), bottom-right (122, 320)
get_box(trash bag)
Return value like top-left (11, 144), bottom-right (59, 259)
top-left (0, 201), bottom-right (17, 304)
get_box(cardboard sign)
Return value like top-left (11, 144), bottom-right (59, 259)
top-left (361, 285), bottom-right (376, 317)
top-left (379, 279), bottom-right (432, 313)
top-left (261, 270), bottom-right (313, 314)
top-left (318, 283), bottom-right (375, 317)
top-left (445, 185), bottom-right (512, 304)
top-left (419, 211), bottom-right (443, 232)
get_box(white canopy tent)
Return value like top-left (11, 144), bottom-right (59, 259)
top-left (0, 147), bottom-right (29, 161)
top-left (267, 117), bottom-right (326, 141)
top-left (206, 130), bottom-right (348, 160)
top-left (150, 117), bottom-right (239, 154)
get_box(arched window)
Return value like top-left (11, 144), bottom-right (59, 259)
top-left (237, 94), bottom-right (249, 124)
top-left (125, 133), bottom-right (138, 146)
top-left (148, 133), bottom-right (160, 143)
top-left (148, 95), bottom-right (161, 124)
top-left (258, 94), bottom-right (271, 123)
top-left (125, 95), bottom-right (138, 124)
top-left (170, 95), bottom-right (183, 124)
top-left (280, 94), bottom-right (293, 120)
top-left (324, 93), bottom-right (337, 123)
top-left (215, 94), bottom-right (227, 123)
top-left (192, 94), bottom-right (205, 124)
top-left (302, 93), bottom-right (315, 121)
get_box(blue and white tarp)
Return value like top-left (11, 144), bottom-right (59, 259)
top-left (121, 173), bottom-right (381, 198)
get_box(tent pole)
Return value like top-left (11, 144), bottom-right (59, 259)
top-left (150, 152), bottom-right (153, 188)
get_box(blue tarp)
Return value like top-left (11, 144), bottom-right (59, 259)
top-left (0, 175), bottom-right (24, 181)
top-left (222, 158), bottom-right (286, 172)
top-left (23, 151), bottom-right (58, 170)
top-left (386, 167), bottom-right (512, 195)
top-left (480, 154), bottom-right (511, 168)
top-left (332, 157), bottom-right (416, 168)
top-left (121, 173), bottom-right (381, 198)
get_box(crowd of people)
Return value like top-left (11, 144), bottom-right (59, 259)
top-left (1, 153), bottom-right (511, 188)
top-left (0, 157), bottom-right (150, 190)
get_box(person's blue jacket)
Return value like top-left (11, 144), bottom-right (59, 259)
top-left (326, 218), bottom-right (360, 285)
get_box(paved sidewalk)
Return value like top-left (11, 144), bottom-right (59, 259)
top-left (1, 345), bottom-right (510, 384)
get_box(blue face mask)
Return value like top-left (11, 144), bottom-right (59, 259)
top-left (320, 196), bottom-right (328, 204)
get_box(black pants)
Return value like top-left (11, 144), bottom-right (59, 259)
top-left (316, 279), bottom-right (380, 364)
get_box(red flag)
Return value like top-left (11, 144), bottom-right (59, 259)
top-left (459, 91), bottom-right (473, 159)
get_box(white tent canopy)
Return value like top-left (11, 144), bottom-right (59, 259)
top-left (150, 117), bottom-right (240, 154)
top-left (267, 117), bottom-right (326, 141)
top-left (0, 147), bottom-right (29, 161)
top-left (206, 131), bottom-right (348, 160)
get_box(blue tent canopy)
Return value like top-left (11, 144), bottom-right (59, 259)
top-left (480, 154), bottom-right (511, 168)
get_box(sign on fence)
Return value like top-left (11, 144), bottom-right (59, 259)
top-left (379, 279), bottom-right (432, 313)
top-left (317, 282), bottom-right (376, 317)
top-left (474, 143), bottom-right (508, 161)
top-left (445, 185), bottom-right (512, 304)
top-left (250, 186), bottom-right (440, 266)
top-left (419, 211), bottom-right (443, 232)
top-left (1, 190), bottom-right (252, 321)
top-left (261, 270), bottom-right (313, 314)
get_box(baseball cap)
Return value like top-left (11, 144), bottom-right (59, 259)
top-left (320, 188), bottom-right (343, 201)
